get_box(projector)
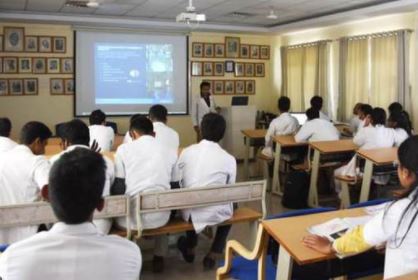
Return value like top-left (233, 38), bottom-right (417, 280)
top-left (176, 12), bottom-right (206, 23)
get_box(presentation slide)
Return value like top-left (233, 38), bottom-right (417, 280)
top-left (75, 31), bottom-right (188, 116)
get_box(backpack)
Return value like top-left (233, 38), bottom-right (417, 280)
top-left (282, 171), bottom-right (309, 209)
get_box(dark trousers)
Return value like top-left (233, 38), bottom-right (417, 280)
top-left (184, 225), bottom-right (232, 254)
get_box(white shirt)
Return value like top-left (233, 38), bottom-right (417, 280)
top-left (89, 125), bottom-right (115, 152)
top-left (191, 95), bottom-right (217, 127)
top-left (115, 135), bottom-right (177, 230)
top-left (363, 190), bottom-right (418, 279)
top-left (49, 145), bottom-right (116, 234)
top-left (353, 125), bottom-right (396, 150)
top-left (295, 118), bottom-right (340, 143)
top-left (174, 140), bottom-right (237, 233)
top-left (0, 145), bottom-right (50, 244)
top-left (0, 136), bottom-right (17, 155)
top-left (393, 128), bottom-right (409, 147)
top-left (0, 222), bottom-right (141, 280)
top-left (319, 111), bottom-right (331, 121)
top-left (123, 131), bottom-right (132, 144)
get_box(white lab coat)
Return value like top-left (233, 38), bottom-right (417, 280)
top-left (89, 125), bottom-right (115, 152)
top-left (0, 145), bottom-right (50, 244)
top-left (174, 140), bottom-right (237, 233)
top-left (49, 145), bottom-right (115, 234)
top-left (393, 128), bottom-right (409, 147)
top-left (114, 135), bottom-right (177, 230)
top-left (363, 189), bottom-right (418, 279)
top-left (191, 95), bottom-right (217, 127)
top-left (0, 222), bottom-right (141, 280)
top-left (0, 136), bottom-right (17, 155)
top-left (294, 118), bottom-right (340, 143)
top-left (319, 111), bottom-right (331, 121)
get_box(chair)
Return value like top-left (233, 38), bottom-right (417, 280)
top-left (106, 121), bottom-right (118, 134)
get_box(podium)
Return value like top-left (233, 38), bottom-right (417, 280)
top-left (220, 106), bottom-right (257, 159)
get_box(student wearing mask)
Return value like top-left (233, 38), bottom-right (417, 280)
top-left (0, 118), bottom-right (17, 155)
top-left (310, 96), bottom-right (330, 121)
top-left (89, 109), bottom-right (114, 152)
top-left (349, 103), bottom-right (363, 134)
top-left (295, 108), bottom-right (340, 143)
top-left (356, 104), bottom-right (373, 132)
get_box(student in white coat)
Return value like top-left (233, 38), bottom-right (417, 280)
top-left (310, 96), bottom-right (331, 121)
top-left (89, 109), bottom-right (115, 152)
top-left (295, 108), bottom-right (340, 143)
top-left (0, 122), bottom-right (52, 244)
top-left (388, 111), bottom-right (412, 147)
top-left (0, 148), bottom-right (141, 280)
top-left (49, 119), bottom-right (115, 234)
top-left (303, 135), bottom-right (418, 279)
top-left (122, 114), bottom-right (142, 144)
top-left (113, 116), bottom-right (177, 273)
top-left (191, 81), bottom-right (218, 142)
top-left (0, 118), bottom-right (17, 155)
top-left (175, 113), bottom-right (237, 269)
top-left (149, 104), bottom-right (180, 151)
top-left (262, 96), bottom-right (299, 158)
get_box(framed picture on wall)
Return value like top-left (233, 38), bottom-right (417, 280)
top-left (250, 45), bottom-right (260, 59)
top-left (234, 62), bottom-right (245, 77)
top-left (0, 79), bottom-right (8, 96)
top-left (225, 37), bottom-right (240, 58)
top-left (224, 80), bottom-right (235, 95)
top-left (192, 42), bottom-right (203, 58)
top-left (25, 36), bottom-right (38, 52)
top-left (213, 80), bottom-right (224, 95)
top-left (203, 62), bottom-right (213, 76)
top-left (9, 79), bottom-right (23, 96)
top-left (19, 57), bottom-right (32, 74)
top-left (39, 36), bottom-right (52, 52)
top-left (50, 78), bottom-right (64, 95)
top-left (0, 35), bottom-right (3, 52)
top-left (213, 62), bottom-right (224, 76)
top-left (235, 80), bottom-right (245, 95)
top-left (61, 58), bottom-right (74, 73)
top-left (53, 37), bottom-right (66, 53)
top-left (240, 44), bottom-right (250, 59)
top-left (225, 60), bottom-right (235, 73)
top-left (245, 80), bottom-right (255, 95)
top-left (47, 58), bottom-right (60, 74)
top-left (24, 78), bottom-right (38, 95)
top-left (33, 57), bottom-right (46, 74)
top-left (64, 79), bottom-right (75, 95)
top-left (0, 58), bottom-right (2, 73)
top-left (260, 45), bottom-right (270, 59)
top-left (3, 57), bottom-right (18, 73)
top-left (191, 61), bottom-right (202, 76)
top-left (255, 63), bottom-right (265, 77)
top-left (4, 27), bottom-right (24, 52)
top-left (214, 44), bottom-right (225, 58)
top-left (245, 63), bottom-right (254, 77)
top-left (204, 43), bottom-right (214, 58)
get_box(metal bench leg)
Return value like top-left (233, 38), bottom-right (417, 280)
top-left (263, 160), bottom-right (272, 192)
top-left (340, 181), bottom-right (351, 209)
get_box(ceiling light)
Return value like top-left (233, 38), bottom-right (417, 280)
top-left (267, 9), bottom-right (278, 20)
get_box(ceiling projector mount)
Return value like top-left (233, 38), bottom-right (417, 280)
top-left (176, 0), bottom-right (206, 28)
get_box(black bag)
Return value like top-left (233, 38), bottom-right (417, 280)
top-left (282, 171), bottom-right (309, 209)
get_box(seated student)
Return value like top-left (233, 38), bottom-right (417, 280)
top-left (295, 108), bottom-right (340, 143)
top-left (0, 122), bottom-right (52, 244)
top-left (113, 116), bottom-right (177, 272)
top-left (0, 117), bottom-right (17, 154)
top-left (349, 103), bottom-right (363, 134)
top-left (388, 102), bottom-right (413, 134)
top-left (0, 148), bottom-right (141, 280)
top-left (310, 96), bottom-right (330, 121)
top-left (388, 111), bottom-right (412, 147)
top-left (356, 104), bottom-right (373, 132)
top-left (303, 135), bottom-right (418, 279)
top-left (175, 113), bottom-right (237, 269)
top-left (149, 104), bottom-right (180, 151)
top-left (49, 119), bottom-right (115, 234)
top-left (261, 96), bottom-right (299, 158)
top-left (89, 109), bottom-right (115, 152)
top-left (123, 114), bottom-right (142, 144)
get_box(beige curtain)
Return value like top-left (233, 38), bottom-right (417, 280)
top-left (302, 45), bottom-right (318, 109)
top-left (281, 47), bottom-right (304, 111)
top-left (317, 42), bottom-right (330, 114)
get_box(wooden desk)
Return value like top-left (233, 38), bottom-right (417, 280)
top-left (262, 208), bottom-right (366, 280)
top-left (308, 140), bottom-right (358, 207)
top-left (241, 129), bottom-right (267, 180)
top-left (389, 271), bottom-right (418, 279)
top-left (357, 147), bottom-right (398, 203)
top-left (271, 135), bottom-right (308, 195)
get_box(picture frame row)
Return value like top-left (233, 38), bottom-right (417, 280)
top-left (191, 61), bottom-right (265, 77)
top-left (50, 78), bottom-right (74, 95)
top-left (0, 26), bottom-right (66, 53)
top-left (0, 57), bottom-right (73, 74)
top-left (0, 78), bottom-right (39, 96)
top-left (204, 80), bottom-right (256, 95)
top-left (192, 38), bottom-right (270, 60)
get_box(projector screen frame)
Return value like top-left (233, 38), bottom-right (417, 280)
top-left (73, 30), bottom-right (190, 117)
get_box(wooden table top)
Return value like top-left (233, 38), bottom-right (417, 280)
top-left (262, 208), bottom-right (366, 265)
top-left (388, 272), bottom-right (418, 279)
top-left (357, 147), bottom-right (398, 165)
top-left (273, 135), bottom-right (307, 147)
top-left (310, 139), bottom-right (357, 154)
top-left (241, 129), bottom-right (267, 139)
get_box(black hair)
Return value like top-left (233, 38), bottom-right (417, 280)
top-left (149, 104), bottom-right (168, 122)
top-left (310, 96), bottom-right (323, 111)
top-left (370, 107), bottom-right (386, 126)
top-left (130, 114), bottom-right (142, 123)
top-left (278, 96), bottom-right (291, 112)
top-left (201, 113), bottom-right (226, 142)
top-left (49, 148), bottom-right (105, 224)
top-left (388, 111), bottom-right (412, 136)
top-left (61, 119), bottom-right (90, 146)
top-left (306, 108), bottom-right (319, 120)
top-left (200, 81), bottom-right (211, 90)
top-left (0, 118), bottom-right (12, 137)
top-left (388, 102), bottom-right (403, 115)
top-left (130, 116), bottom-right (154, 135)
top-left (89, 109), bottom-right (106, 125)
top-left (359, 104), bottom-right (373, 116)
top-left (20, 121), bottom-right (52, 145)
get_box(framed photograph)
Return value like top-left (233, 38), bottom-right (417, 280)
top-left (234, 62), bottom-right (245, 77)
top-left (0, 36), bottom-right (3, 52)
top-left (3, 57), bottom-right (18, 73)
top-left (192, 42), bottom-right (203, 58)
top-left (33, 57), bottom-right (46, 74)
top-left (53, 36), bottom-right (66, 53)
top-left (19, 57), bottom-right (32, 74)
top-left (250, 45), bottom-right (260, 59)
top-left (39, 36), bottom-right (52, 52)
top-left (204, 43), bottom-right (214, 58)
top-left (47, 58), bottom-right (60, 74)
top-left (61, 58), bottom-right (74, 74)
top-left (235, 80), bottom-right (245, 95)
top-left (213, 80), bottom-right (224, 95)
top-left (240, 44), bottom-right (250, 59)
top-left (0, 79), bottom-right (8, 96)
top-left (260, 45), bottom-right (270, 59)
top-left (255, 63), bottom-right (265, 77)
top-left (64, 79), bottom-right (74, 95)
top-left (4, 27), bottom-right (24, 52)
top-left (191, 61), bottom-right (202, 76)
top-left (245, 80), bottom-right (255, 95)
top-left (203, 62), bottom-right (213, 76)
top-left (224, 80), bottom-right (235, 95)
top-left (50, 78), bottom-right (64, 95)
top-left (213, 62), bottom-right (224, 76)
top-left (25, 36), bottom-right (38, 52)
top-left (245, 63), bottom-right (255, 77)
top-left (0, 58), bottom-right (2, 73)
top-left (225, 37), bottom-right (240, 58)
top-left (225, 60), bottom-right (235, 73)
top-left (9, 79), bottom-right (23, 96)
top-left (214, 43), bottom-right (225, 58)
top-left (24, 78), bottom-right (38, 95)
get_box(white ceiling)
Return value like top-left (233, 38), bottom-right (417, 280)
top-left (0, 0), bottom-right (404, 27)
